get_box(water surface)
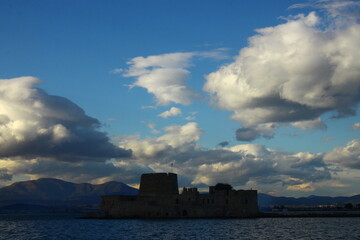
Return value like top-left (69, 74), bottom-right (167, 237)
top-left (0, 213), bottom-right (359, 240)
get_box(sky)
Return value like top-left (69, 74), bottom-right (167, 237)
top-left (1, 0), bottom-right (360, 197)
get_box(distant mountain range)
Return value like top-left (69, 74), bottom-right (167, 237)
top-left (258, 193), bottom-right (360, 210)
top-left (0, 178), bottom-right (138, 211)
top-left (0, 178), bottom-right (359, 212)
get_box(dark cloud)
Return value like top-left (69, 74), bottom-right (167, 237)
top-left (0, 169), bottom-right (12, 181)
top-left (217, 141), bottom-right (230, 147)
top-left (236, 128), bottom-right (260, 142)
top-left (0, 77), bottom-right (131, 162)
top-left (236, 127), bottom-right (274, 142)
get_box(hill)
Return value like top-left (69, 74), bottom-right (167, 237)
top-left (1, 178), bottom-right (359, 212)
top-left (0, 178), bottom-right (138, 210)
top-left (258, 193), bottom-right (360, 210)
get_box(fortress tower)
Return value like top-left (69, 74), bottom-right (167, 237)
top-left (139, 173), bottom-right (179, 196)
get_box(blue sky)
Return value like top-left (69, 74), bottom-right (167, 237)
top-left (1, 0), bottom-right (360, 197)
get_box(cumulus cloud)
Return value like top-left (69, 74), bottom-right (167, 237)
top-left (324, 139), bottom-right (360, 169)
top-left (122, 52), bottom-right (200, 105)
top-left (116, 122), bottom-right (332, 194)
top-left (119, 122), bottom-right (203, 160)
top-left (158, 107), bottom-right (182, 118)
top-left (204, 10), bottom-right (360, 141)
top-left (0, 76), bottom-right (131, 162)
top-left (119, 49), bottom-right (231, 106)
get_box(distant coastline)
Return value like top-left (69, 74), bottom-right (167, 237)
top-left (260, 211), bottom-right (360, 218)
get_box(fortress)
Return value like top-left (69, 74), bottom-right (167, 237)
top-left (101, 173), bottom-right (259, 218)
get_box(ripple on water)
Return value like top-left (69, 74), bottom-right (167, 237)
top-left (0, 214), bottom-right (360, 240)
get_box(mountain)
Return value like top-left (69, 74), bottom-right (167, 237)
top-left (2, 178), bottom-right (359, 212)
top-left (258, 193), bottom-right (360, 210)
top-left (0, 178), bottom-right (138, 209)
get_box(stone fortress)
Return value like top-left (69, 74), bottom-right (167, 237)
top-left (101, 173), bottom-right (259, 218)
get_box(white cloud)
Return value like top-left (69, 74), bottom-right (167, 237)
top-left (204, 11), bottom-right (360, 141)
top-left (119, 49), bottom-right (231, 106)
top-left (324, 139), bottom-right (360, 169)
top-left (116, 122), bottom-right (336, 195)
top-left (291, 118), bottom-right (327, 131)
top-left (158, 107), bottom-right (182, 118)
top-left (287, 183), bottom-right (315, 192)
top-left (122, 52), bottom-right (200, 105)
top-left (185, 111), bottom-right (197, 121)
top-left (109, 68), bottom-right (124, 74)
top-left (146, 123), bottom-right (160, 134)
top-left (197, 48), bottom-right (231, 60)
top-left (351, 123), bottom-right (360, 130)
top-left (118, 122), bottom-right (203, 160)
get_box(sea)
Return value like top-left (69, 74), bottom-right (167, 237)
top-left (0, 213), bottom-right (360, 240)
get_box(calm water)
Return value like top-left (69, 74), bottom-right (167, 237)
top-left (0, 213), bottom-right (360, 240)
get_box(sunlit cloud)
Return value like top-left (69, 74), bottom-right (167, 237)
top-left (287, 183), bottom-right (315, 192)
top-left (114, 122), bottom-right (345, 195)
top-left (324, 139), bottom-right (360, 169)
top-left (204, 10), bottom-right (360, 141)
top-left (121, 52), bottom-right (200, 105)
top-left (119, 49), bottom-right (232, 106)
top-left (158, 107), bottom-right (182, 118)
top-left (0, 76), bottom-right (132, 184)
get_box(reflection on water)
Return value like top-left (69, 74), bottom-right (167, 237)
top-left (0, 213), bottom-right (360, 240)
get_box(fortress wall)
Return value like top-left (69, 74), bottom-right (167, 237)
top-left (101, 195), bottom-right (182, 218)
top-left (101, 190), bottom-right (259, 218)
top-left (100, 173), bottom-right (259, 218)
top-left (139, 173), bottom-right (179, 196)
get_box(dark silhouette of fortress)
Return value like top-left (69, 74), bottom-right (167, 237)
top-left (101, 173), bottom-right (259, 218)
